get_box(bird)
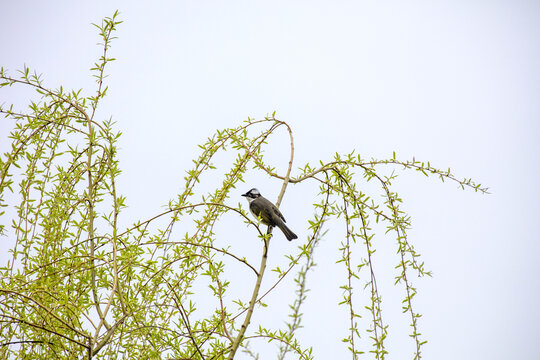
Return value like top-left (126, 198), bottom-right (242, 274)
top-left (241, 188), bottom-right (298, 241)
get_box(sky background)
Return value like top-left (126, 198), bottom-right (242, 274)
top-left (1, 1), bottom-right (539, 359)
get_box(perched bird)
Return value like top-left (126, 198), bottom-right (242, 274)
top-left (241, 188), bottom-right (298, 241)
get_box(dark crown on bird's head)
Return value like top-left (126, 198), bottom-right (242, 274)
top-left (242, 188), bottom-right (261, 199)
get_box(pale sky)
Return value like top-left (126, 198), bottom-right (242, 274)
top-left (1, 1), bottom-right (539, 359)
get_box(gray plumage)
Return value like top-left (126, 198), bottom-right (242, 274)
top-left (242, 188), bottom-right (298, 241)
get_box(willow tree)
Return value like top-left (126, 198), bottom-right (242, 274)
top-left (0, 12), bottom-right (487, 360)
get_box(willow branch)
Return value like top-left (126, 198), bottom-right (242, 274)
top-left (226, 119), bottom-right (295, 359)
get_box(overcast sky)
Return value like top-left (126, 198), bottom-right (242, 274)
top-left (1, 1), bottom-right (539, 359)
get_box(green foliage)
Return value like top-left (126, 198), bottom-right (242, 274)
top-left (0, 12), bottom-right (487, 360)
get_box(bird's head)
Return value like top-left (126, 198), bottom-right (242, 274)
top-left (242, 188), bottom-right (261, 201)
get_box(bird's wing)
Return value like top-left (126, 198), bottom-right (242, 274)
top-left (271, 202), bottom-right (286, 223)
top-left (251, 197), bottom-right (286, 225)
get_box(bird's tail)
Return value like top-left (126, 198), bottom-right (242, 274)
top-left (277, 222), bottom-right (298, 241)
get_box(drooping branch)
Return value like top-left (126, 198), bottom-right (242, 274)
top-left (226, 119), bottom-right (295, 359)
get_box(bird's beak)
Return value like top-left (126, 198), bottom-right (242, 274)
top-left (241, 193), bottom-right (247, 197)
